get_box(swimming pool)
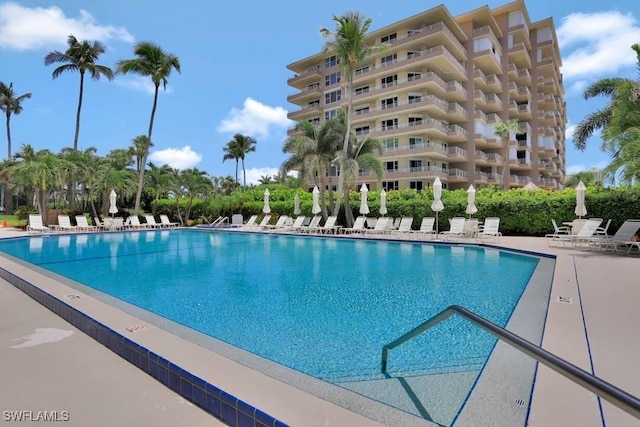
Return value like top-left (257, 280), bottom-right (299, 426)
top-left (0, 230), bottom-right (549, 425)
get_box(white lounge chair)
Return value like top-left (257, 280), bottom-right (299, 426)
top-left (266, 215), bottom-right (290, 230)
top-left (27, 214), bottom-right (49, 233)
top-left (395, 217), bottom-right (414, 234)
top-left (309, 215), bottom-right (340, 234)
top-left (159, 214), bottom-right (179, 227)
top-left (412, 217), bottom-right (436, 239)
top-left (299, 216), bottom-right (321, 233)
top-left (590, 219), bottom-right (640, 253)
top-left (545, 219), bottom-right (571, 246)
top-left (341, 216), bottom-right (367, 235)
top-left (144, 215), bottom-right (162, 228)
top-left (94, 216), bottom-right (108, 231)
top-left (476, 217), bottom-right (502, 243)
top-left (75, 215), bottom-right (97, 231)
top-left (257, 215), bottom-right (272, 228)
top-left (440, 217), bottom-right (466, 241)
top-left (366, 217), bottom-right (392, 235)
top-left (54, 215), bottom-right (77, 232)
top-left (126, 215), bottom-right (147, 230)
top-left (555, 218), bottom-right (603, 248)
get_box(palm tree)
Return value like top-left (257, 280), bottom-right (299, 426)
top-left (178, 168), bottom-right (212, 223)
top-left (0, 81), bottom-right (31, 213)
top-left (493, 118), bottom-right (520, 190)
top-left (225, 133), bottom-right (256, 186)
top-left (222, 139), bottom-right (242, 184)
top-left (572, 44), bottom-right (640, 152)
top-left (116, 41), bottom-right (181, 214)
top-left (320, 12), bottom-right (383, 217)
top-left (129, 134), bottom-right (153, 188)
top-left (146, 162), bottom-right (175, 215)
top-left (45, 35), bottom-right (114, 151)
top-left (0, 82), bottom-right (32, 160)
top-left (281, 118), bottom-right (343, 218)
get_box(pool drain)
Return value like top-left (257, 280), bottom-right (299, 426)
top-left (515, 398), bottom-right (526, 407)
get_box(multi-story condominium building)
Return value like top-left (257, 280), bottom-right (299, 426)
top-left (286, 0), bottom-right (566, 191)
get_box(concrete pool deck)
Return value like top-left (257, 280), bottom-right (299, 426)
top-left (0, 227), bottom-right (638, 426)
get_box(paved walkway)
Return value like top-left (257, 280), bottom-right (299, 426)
top-left (0, 227), bottom-right (639, 426)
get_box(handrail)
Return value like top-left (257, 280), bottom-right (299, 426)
top-left (381, 305), bottom-right (640, 420)
top-left (209, 216), bottom-right (228, 228)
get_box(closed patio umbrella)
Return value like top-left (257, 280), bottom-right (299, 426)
top-left (311, 186), bottom-right (321, 215)
top-left (293, 194), bottom-right (301, 216)
top-left (263, 189), bottom-right (271, 214)
top-left (359, 184), bottom-right (370, 217)
top-left (431, 176), bottom-right (444, 235)
top-left (108, 189), bottom-right (118, 217)
top-left (466, 184), bottom-right (477, 218)
top-left (379, 189), bottom-right (387, 217)
top-left (575, 181), bottom-right (587, 218)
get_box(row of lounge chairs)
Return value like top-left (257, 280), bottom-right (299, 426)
top-left (545, 218), bottom-right (640, 254)
top-left (26, 214), bottom-right (179, 233)
top-left (236, 214), bottom-right (502, 242)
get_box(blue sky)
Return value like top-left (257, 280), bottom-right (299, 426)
top-left (1, 0), bottom-right (639, 184)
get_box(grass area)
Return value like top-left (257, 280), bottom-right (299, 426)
top-left (0, 214), bottom-right (25, 228)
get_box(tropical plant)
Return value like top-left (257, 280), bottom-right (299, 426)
top-left (130, 135), bottom-right (152, 176)
top-left (116, 41), bottom-right (181, 214)
top-left (177, 167), bottom-right (212, 222)
top-left (211, 175), bottom-right (239, 195)
top-left (565, 171), bottom-right (598, 188)
top-left (281, 117), bottom-right (343, 218)
top-left (146, 162), bottom-right (176, 215)
top-left (0, 82), bottom-right (32, 160)
top-left (572, 44), bottom-right (640, 184)
top-left (224, 133), bottom-right (256, 186)
top-left (320, 12), bottom-right (384, 217)
top-left (45, 35), bottom-right (114, 152)
top-left (257, 175), bottom-right (273, 185)
top-left (493, 118), bottom-right (520, 190)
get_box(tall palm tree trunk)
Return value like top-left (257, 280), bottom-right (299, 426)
top-left (5, 112), bottom-right (11, 160)
top-left (2, 113), bottom-right (10, 212)
top-left (134, 84), bottom-right (159, 214)
top-left (332, 80), bottom-right (354, 223)
top-left (242, 158), bottom-right (246, 186)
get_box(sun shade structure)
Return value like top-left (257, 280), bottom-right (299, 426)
top-left (311, 186), bottom-right (321, 215)
top-left (359, 183), bottom-right (369, 217)
top-left (466, 185), bottom-right (477, 218)
top-left (379, 189), bottom-right (387, 217)
top-left (262, 189), bottom-right (271, 214)
top-left (575, 181), bottom-right (587, 219)
top-left (109, 190), bottom-right (118, 217)
top-left (293, 194), bottom-right (301, 216)
top-left (431, 176), bottom-right (444, 235)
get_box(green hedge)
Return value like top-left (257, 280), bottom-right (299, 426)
top-left (154, 185), bottom-right (640, 235)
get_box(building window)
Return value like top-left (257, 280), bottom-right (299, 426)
top-left (325, 72), bottom-right (341, 86)
top-left (324, 109), bottom-right (339, 120)
top-left (308, 100), bottom-right (320, 108)
top-left (408, 94), bottom-right (422, 104)
top-left (309, 117), bottom-right (320, 125)
top-left (381, 118), bottom-right (398, 131)
top-left (355, 125), bottom-right (370, 135)
top-left (381, 53), bottom-right (397, 67)
top-left (385, 161), bottom-right (398, 172)
top-left (384, 138), bottom-right (398, 151)
top-left (408, 72), bottom-right (422, 81)
top-left (408, 117), bottom-right (423, 126)
top-left (409, 137), bottom-right (423, 148)
top-left (355, 85), bottom-right (370, 96)
top-left (307, 82), bottom-right (320, 90)
top-left (382, 181), bottom-right (399, 191)
top-left (355, 66), bottom-right (370, 75)
top-left (407, 51), bottom-right (422, 60)
top-left (325, 55), bottom-right (340, 68)
top-left (325, 90), bottom-right (341, 104)
top-left (409, 160), bottom-right (422, 171)
top-left (354, 105), bottom-right (370, 115)
top-left (381, 33), bottom-right (397, 43)
top-left (409, 181), bottom-right (424, 191)
top-left (381, 75), bottom-right (397, 88)
top-left (381, 97), bottom-right (398, 109)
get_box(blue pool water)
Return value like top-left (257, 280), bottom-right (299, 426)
top-left (0, 230), bottom-right (538, 382)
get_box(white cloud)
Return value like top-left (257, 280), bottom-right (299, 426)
top-left (565, 124), bottom-right (576, 141)
top-left (148, 146), bottom-right (202, 170)
top-left (244, 167), bottom-right (281, 186)
top-left (0, 2), bottom-right (133, 51)
top-left (114, 76), bottom-right (173, 96)
top-left (558, 11), bottom-right (640, 80)
top-left (218, 98), bottom-right (292, 138)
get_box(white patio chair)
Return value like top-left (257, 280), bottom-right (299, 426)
top-left (27, 214), bottom-right (50, 233)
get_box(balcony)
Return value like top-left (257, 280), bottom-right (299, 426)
top-left (376, 165), bottom-right (448, 181)
top-left (287, 65), bottom-right (321, 88)
top-left (287, 84), bottom-right (323, 104)
top-left (510, 157), bottom-right (532, 170)
top-left (448, 168), bottom-right (469, 183)
top-left (475, 150), bottom-right (489, 165)
top-left (487, 152), bottom-right (505, 165)
top-left (288, 104), bottom-right (322, 121)
top-left (382, 140), bottom-right (448, 160)
top-left (507, 42), bottom-right (532, 69)
top-left (448, 145), bottom-right (468, 162)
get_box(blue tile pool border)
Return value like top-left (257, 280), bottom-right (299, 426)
top-left (0, 265), bottom-right (289, 427)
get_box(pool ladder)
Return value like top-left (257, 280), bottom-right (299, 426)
top-left (381, 305), bottom-right (640, 420)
